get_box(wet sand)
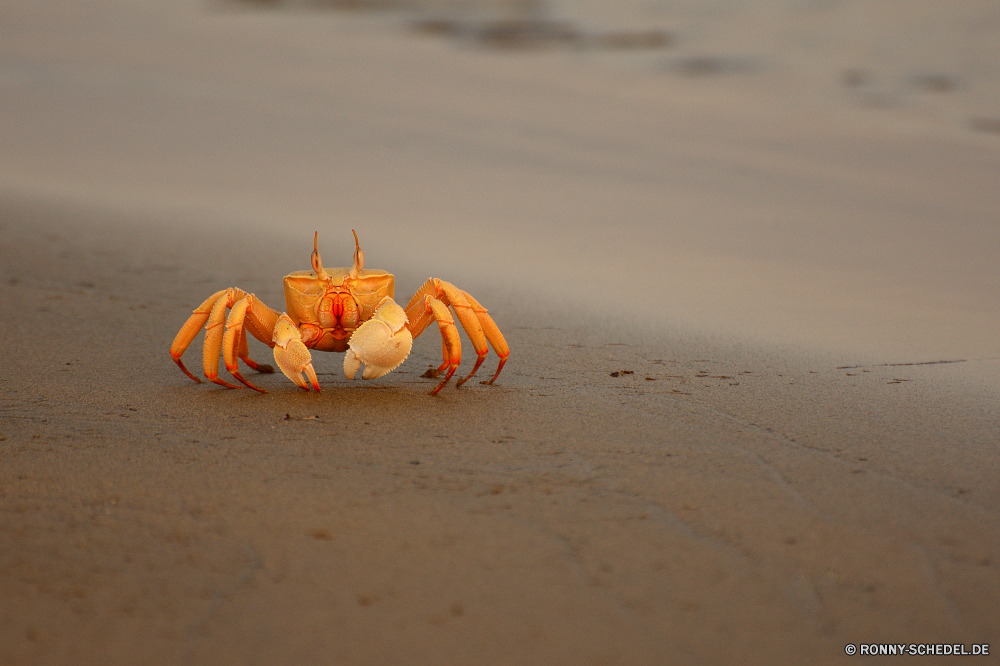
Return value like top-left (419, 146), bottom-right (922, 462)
top-left (2, 1), bottom-right (999, 664)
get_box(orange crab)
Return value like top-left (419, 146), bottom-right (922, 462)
top-left (170, 231), bottom-right (508, 395)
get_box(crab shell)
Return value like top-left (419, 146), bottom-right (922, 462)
top-left (282, 267), bottom-right (395, 353)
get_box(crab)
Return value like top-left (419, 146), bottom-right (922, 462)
top-left (170, 231), bottom-right (508, 395)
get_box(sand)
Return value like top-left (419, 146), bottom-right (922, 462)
top-left (1, 1), bottom-right (999, 664)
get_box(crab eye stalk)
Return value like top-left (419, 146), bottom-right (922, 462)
top-left (349, 229), bottom-right (364, 279)
top-left (311, 231), bottom-right (329, 280)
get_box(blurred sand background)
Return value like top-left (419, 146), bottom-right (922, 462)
top-left (1, 0), bottom-right (999, 663)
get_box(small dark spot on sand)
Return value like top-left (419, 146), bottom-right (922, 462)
top-left (412, 18), bottom-right (460, 36)
top-left (857, 457), bottom-right (868, 461)
top-left (450, 602), bottom-right (464, 616)
top-left (913, 73), bottom-right (956, 92)
top-left (409, 460), bottom-right (420, 465)
top-left (422, 368), bottom-right (442, 378)
top-left (474, 20), bottom-right (578, 50)
top-left (678, 56), bottom-right (723, 76)
top-left (970, 117), bottom-right (1000, 134)
top-left (645, 377), bottom-right (655, 381)
top-left (77, 280), bottom-right (95, 288)
top-left (622, 370), bottom-right (633, 375)
top-left (8, 278), bottom-right (17, 286)
top-left (310, 529), bottom-right (333, 540)
top-left (842, 68), bottom-right (867, 88)
top-left (675, 56), bottom-right (752, 77)
top-left (357, 594), bottom-right (375, 607)
top-left (784, 537), bottom-right (797, 545)
top-left (610, 371), bottom-right (620, 377)
top-left (589, 30), bottom-right (670, 50)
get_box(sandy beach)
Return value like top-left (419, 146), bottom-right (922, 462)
top-left (2, 1), bottom-right (999, 664)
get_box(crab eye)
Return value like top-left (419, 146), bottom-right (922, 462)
top-left (311, 232), bottom-right (329, 279)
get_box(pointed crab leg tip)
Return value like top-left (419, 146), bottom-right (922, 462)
top-left (353, 229), bottom-right (359, 247)
top-left (173, 356), bottom-right (203, 383)
top-left (242, 380), bottom-right (269, 394)
top-left (482, 358), bottom-right (508, 385)
top-left (207, 376), bottom-right (243, 389)
top-left (456, 355), bottom-right (487, 386)
top-left (314, 231), bottom-right (319, 251)
top-left (430, 366), bottom-right (457, 395)
top-left (232, 371), bottom-right (268, 393)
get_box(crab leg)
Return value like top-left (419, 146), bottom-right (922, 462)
top-left (405, 278), bottom-right (508, 387)
top-left (202, 294), bottom-right (243, 388)
top-left (222, 295), bottom-right (279, 393)
top-left (459, 290), bottom-right (509, 384)
top-left (407, 295), bottom-right (462, 394)
top-left (170, 289), bottom-right (228, 382)
top-left (405, 279), bottom-right (481, 383)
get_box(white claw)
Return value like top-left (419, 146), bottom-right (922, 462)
top-left (343, 348), bottom-right (363, 379)
top-left (344, 297), bottom-right (413, 380)
top-left (273, 314), bottom-right (320, 390)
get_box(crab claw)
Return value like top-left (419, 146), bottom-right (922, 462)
top-left (272, 314), bottom-right (321, 391)
top-left (344, 297), bottom-right (413, 380)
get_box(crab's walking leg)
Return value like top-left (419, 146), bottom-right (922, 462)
top-left (170, 289), bottom-right (227, 383)
top-left (405, 278), bottom-right (509, 387)
top-left (203, 294), bottom-right (243, 388)
top-left (223, 296), bottom-right (280, 393)
top-left (272, 315), bottom-right (320, 392)
top-left (407, 295), bottom-right (462, 395)
top-left (238, 330), bottom-right (270, 373)
top-left (460, 290), bottom-right (509, 384)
